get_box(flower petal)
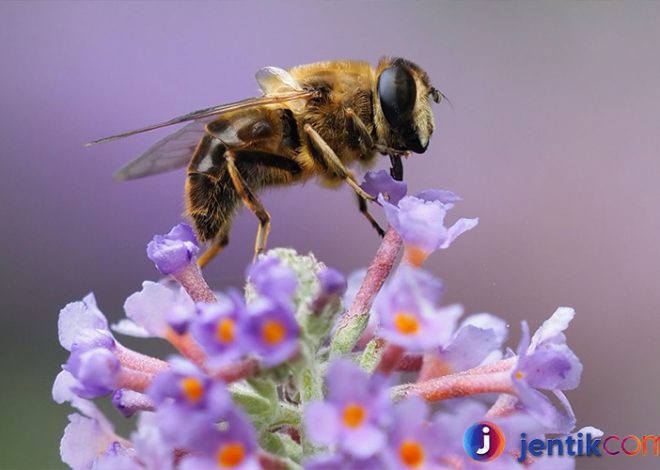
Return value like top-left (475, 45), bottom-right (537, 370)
top-left (530, 307), bottom-right (575, 350)
top-left (304, 402), bottom-right (340, 446)
top-left (58, 293), bottom-right (108, 351)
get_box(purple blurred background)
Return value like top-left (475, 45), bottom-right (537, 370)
top-left (2, 1), bottom-right (660, 468)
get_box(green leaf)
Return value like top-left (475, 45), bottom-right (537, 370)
top-left (359, 338), bottom-right (384, 373)
top-left (329, 312), bottom-right (370, 356)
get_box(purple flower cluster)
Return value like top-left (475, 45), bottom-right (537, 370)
top-left (53, 171), bottom-right (590, 470)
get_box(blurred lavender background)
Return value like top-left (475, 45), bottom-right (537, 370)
top-left (1, 1), bottom-right (659, 468)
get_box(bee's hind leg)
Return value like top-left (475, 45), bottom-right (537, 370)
top-left (224, 150), bottom-right (271, 261)
top-left (197, 231), bottom-right (230, 268)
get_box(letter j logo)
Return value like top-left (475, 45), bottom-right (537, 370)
top-left (463, 421), bottom-right (506, 461)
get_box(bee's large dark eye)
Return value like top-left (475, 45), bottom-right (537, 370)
top-left (378, 65), bottom-right (417, 127)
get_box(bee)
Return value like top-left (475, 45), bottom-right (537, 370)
top-left (88, 57), bottom-right (442, 266)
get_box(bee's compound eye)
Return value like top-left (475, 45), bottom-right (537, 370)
top-left (378, 65), bottom-right (417, 127)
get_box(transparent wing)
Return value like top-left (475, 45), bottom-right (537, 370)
top-left (256, 66), bottom-right (302, 93)
top-left (113, 118), bottom-right (212, 180)
top-left (87, 90), bottom-right (315, 146)
top-left (255, 67), bottom-right (308, 113)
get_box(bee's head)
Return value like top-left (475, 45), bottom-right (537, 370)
top-left (375, 57), bottom-right (441, 154)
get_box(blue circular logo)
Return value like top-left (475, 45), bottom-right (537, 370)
top-left (463, 421), bottom-right (506, 461)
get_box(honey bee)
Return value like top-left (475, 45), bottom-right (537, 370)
top-left (89, 57), bottom-right (442, 266)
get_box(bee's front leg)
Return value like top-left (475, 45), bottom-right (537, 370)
top-left (344, 108), bottom-right (410, 159)
top-left (357, 194), bottom-right (385, 237)
top-left (303, 124), bottom-right (376, 203)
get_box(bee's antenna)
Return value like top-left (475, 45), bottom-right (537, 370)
top-left (430, 87), bottom-right (454, 112)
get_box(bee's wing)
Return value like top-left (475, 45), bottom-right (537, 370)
top-left (113, 118), bottom-right (213, 180)
top-left (86, 89), bottom-right (315, 146)
top-left (255, 67), bottom-right (308, 113)
top-left (256, 66), bottom-right (302, 93)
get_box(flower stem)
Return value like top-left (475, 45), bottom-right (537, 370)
top-left (165, 329), bottom-right (207, 367)
top-left (117, 367), bottom-right (154, 393)
top-left (376, 343), bottom-right (404, 375)
top-left (331, 227), bottom-right (402, 355)
top-left (213, 357), bottom-right (260, 383)
top-left (392, 370), bottom-right (513, 402)
top-left (173, 263), bottom-right (216, 303)
top-left (395, 353), bottom-right (422, 372)
top-left (485, 393), bottom-right (519, 418)
top-left (115, 344), bottom-right (169, 374)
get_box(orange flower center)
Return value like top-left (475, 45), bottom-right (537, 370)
top-left (262, 320), bottom-right (286, 345)
top-left (216, 442), bottom-right (245, 467)
top-left (400, 440), bottom-right (425, 467)
top-left (515, 370), bottom-right (525, 380)
top-left (405, 246), bottom-right (429, 267)
top-left (216, 318), bottom-right (236, 343)
top-left (180, 377), bottom-right (204, 403)
top-left (394, 312), bottom-right (420, 335)
top-left (342, 403), bottom-right (366, 428)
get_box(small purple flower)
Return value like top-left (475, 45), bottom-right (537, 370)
top-left (384, 397), bottom-right (445, 469)
top-left (122, 281), bottom-right (195, 337)
top-left (380, 190), bottom-right (478, 266)
top-left (129, 412), bottom-right (174, 470)
top-left (149, 357), bottom-right (232, 449)
top-left (304, 359), bottom-right (390, 458)
top-left (512, 308), bottom-right (582, 433)
top-left (147, 223), bottom-right (200, 276)
top-left (318, 267), bottom-right (347, 298)
top-left (191, 292), bottom-right (247, 366)
top-left (149, 357), bottom-right (229, 412)
top-left (64, 329), bottom-right (120, 398)
top-left (112, 389), bottom-right (155, 417)
top-left (374, 267), bottom-right (461, 351)
top-left (244, 297), bottom-right (300, 367)
top-left (59, 398), bottom-right (120, 470)
top-left (361, 170), bottom-right (408, 205)
top-left (431, 400), bottom-right (490, 463)
top-left (311, 267), bottom-right (348, 314)
top-left (247, 256), bottom-right (298, 301)
top-left (424, 313), bottom-right (508, 376)
top-left (58, 293), bottom-right (109, 351)
top-left (179, 408), bottom-right (259, 470)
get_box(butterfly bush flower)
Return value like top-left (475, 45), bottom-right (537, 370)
top-left (191, 292), bottom-right (247, 366)
top-left (361, 169), bottom-right (408, 205)
top-left (304, 359), bottom-right (390, 458)
top-left (363, 169), bottom-right (478, 266)
top-left (384, 398), bottom-right (445, 469)
top-left (244, 297), bottom-right (300, 367)
top-left (511, 308), bottom-right (582, 433)
top-left (247, 256), bottom-right (298, 302)
top-left (179, 408), bottom-right (260, 470)
top-left (54, 171), bottom-right (587, 470)
top-left (374, 267), bottom-right (461, 351)
top-left (147, 223), bottom-right (200, 276)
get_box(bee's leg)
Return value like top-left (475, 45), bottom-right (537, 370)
top-left (303, 124), bottom-right (375, 202)
top-left (357, 193), bottom-right (385, 237)
top-left (197, 230), bottom-right (230, 268)
top-left (344, 108), bottom-right (410, 159)
top-left (223, 150), bottom-right (271, 260)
